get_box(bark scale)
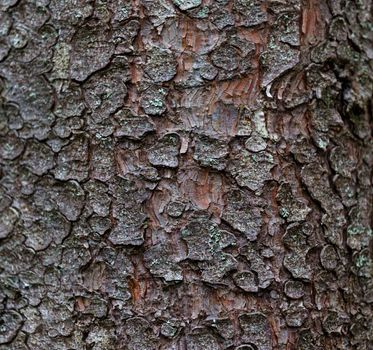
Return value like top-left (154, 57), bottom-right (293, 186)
top-left (0, 0), bottom-right (372, 349)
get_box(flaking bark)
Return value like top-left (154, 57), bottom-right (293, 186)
top-left (0, 0), bottom-right (372, 349)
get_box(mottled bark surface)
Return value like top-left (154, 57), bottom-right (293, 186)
top-left (0, 0), bottom-right (372, 349)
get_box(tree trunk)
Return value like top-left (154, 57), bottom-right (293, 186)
top-left (0, 0), bottom-right (372, 349)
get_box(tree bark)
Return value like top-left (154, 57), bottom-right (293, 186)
top-left (0, 0), bottom-right (372, 349)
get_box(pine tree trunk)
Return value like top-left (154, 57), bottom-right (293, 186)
top-left (0, 0), bottom-right (372, 349)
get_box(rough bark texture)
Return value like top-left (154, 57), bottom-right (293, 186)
top-left (0, 0), bottom-right (372, 349)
